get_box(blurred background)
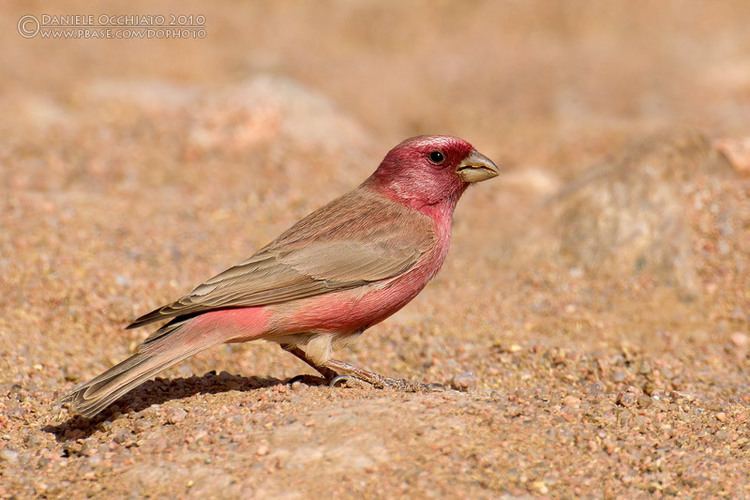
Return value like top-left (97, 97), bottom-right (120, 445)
top-left (3, 1), bottom-right (750, 166)
top-left (1, 1), bottom-right (749, 497)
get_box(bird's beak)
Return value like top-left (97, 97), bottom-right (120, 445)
top-left (456, 150), bottom-right (500, 183)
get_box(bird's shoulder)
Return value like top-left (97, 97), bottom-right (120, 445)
top-left (266, 186), bottom-right (436, 251)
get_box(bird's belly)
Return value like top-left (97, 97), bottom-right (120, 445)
top-left (271, 271), bottom-right (431, 336)
top-left (270, 213), bottom-right (451, 337)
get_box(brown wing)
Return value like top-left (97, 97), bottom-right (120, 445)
top-left (127, 189), bottom-right (435, 329)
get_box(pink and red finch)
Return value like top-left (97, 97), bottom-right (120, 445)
top-left (61, 135), bottom-right (499, 417)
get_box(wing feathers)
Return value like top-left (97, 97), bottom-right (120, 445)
top-left (128, 188), bottom-right (434, 329)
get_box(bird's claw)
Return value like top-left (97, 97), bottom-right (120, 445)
top-left (329, 375), bottom-right (355, 387)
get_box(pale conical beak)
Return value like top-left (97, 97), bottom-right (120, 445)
top-left (456, 150), bottom-right (500, 183)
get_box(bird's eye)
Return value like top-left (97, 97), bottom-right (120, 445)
top-left (428, 151), bottom-right (445, 165)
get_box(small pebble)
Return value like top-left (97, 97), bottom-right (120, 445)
top-left (112, 430), bottom-right (131, 445)
top-left (616, 390), bottom-right (638, 408)
top-left (0, 449), bottom-right (19, 463)
top-left (166, 407), bottom-right (188, 424)
top-left (637, 395), bottom-right (653, 408)
top-left (450, 372), bottom-right (477, 391)
top-left (562, 395), bottom-right (581, 408)
top-left (115, 275), bottom-right (130, 286)
top-left (133, 418), bottom-right (152, 433)
top-left (530, 480), bottom-right (549, 494)
top-left (730, 332), bottom-right (748, 347)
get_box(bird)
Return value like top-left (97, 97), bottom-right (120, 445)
top-left (60, 135), bottom-right (500, 417)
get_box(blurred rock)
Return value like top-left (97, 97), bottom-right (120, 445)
top-left (562, 395), bottom-right (581, 408)
top-left (17, 95), bottom-right (71, 129)
top-left (552, 132), bottom-right (737, 295)
top-left (450, 371), bottom-right (477, 391)
top-left (501, 168), bottom-right (560, 196)
top-left (0, 448), bottom-right (19, 463)
top-left (82, 79), bottom-right (199, 110)
top-left (165, 407), bottom-right (188, 424)
top-left (714, 137), bottom-right (750, 176)
top-left (226, 75), bottom-right (371, 154)
top-left (83, 75), bottom-right (371, 166)
top-left (730, 332), bottom-right (748, 347)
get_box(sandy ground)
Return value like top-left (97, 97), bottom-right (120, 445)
top-left (1, 1), bottom-right (749, 498)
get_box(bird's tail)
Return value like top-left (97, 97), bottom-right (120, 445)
top-left (59, 320), bottom-right (221, 418)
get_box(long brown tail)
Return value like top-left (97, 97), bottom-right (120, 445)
top-left (59, 320), bottom-right (221, 418)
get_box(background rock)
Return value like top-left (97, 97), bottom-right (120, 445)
top-left (552, 132), bottom-right (738, 296)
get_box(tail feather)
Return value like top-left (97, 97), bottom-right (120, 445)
top-left (59, 322), bottom-right (220, 418)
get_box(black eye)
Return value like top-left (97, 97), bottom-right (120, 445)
top-left (428, 151), bottom-right (445, 165)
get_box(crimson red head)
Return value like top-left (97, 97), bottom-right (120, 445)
top-left (366, 135), bottom-right (499, 208)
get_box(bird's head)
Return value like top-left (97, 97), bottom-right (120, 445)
top-left (366, 135), bottom-right (499, 208)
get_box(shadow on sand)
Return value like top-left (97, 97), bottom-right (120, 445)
top-left (44, 371), bottom-right (325, 442)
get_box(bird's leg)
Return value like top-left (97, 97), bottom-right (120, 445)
top-left (281, 344), bottom-right (442, 392)
top-left (280, 344), bottom-right (339, 381)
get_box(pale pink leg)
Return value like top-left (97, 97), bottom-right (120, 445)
top-left (280, 344), bottom-right (440, 392)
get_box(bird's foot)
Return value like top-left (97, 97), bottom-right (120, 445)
top-left (327, 373), bottom-right (416, 390)
top-left (371, 375), bottom-right (427, 392)
top-left (324, 362), bottom-right (445, 393)
top-left (280, 345), bottom-right (443, 393)
top-left (328, 375), bottom-right (361, 388)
